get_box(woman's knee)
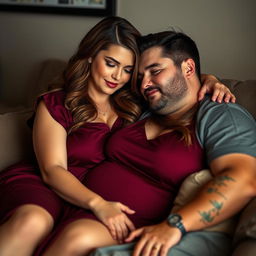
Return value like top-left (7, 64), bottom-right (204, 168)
top-left (8, 204), bottom-right (54, 238)
top-left (58, 221), bottom-right (114, 255)
top-left (60, 225), bottom-right (95, 253)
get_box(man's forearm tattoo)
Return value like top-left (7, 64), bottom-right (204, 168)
top-left (198, 175), bottom-right (236, 224)
top-left (199, 200), bottom-right (223, 222)
top-left (206, 175), bottom-right (235, 200)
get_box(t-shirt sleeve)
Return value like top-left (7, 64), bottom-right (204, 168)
top-left (196, 98), bottom-right (256, 164)
top-left (37, 90), bottom-right (72, 130)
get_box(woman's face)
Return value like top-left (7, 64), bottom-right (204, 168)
top-left (87, 44), bottom-right (135, 97)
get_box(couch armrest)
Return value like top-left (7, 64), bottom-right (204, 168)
top-left (0, 109), bottom-right (34, 172)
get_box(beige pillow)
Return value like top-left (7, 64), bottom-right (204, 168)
top-left (172, 169), bottom-right (236, 234)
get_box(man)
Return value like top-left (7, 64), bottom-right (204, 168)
top-left (92, 31), bottom-right (256, 256)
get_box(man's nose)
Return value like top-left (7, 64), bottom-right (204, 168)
top-left (140, 76), bottom-right (152, 91)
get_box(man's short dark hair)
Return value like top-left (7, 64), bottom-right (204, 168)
top-left (139, 31), bottom-right (201, 79)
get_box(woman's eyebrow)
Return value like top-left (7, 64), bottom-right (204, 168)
top-left (105, 56), bottom-right (120, 64)
top-left (105, 56), bottom-right (134, 68)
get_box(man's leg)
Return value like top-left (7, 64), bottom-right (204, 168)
top-left (91, 231), bottom-right (232, 256)
top-left (92, 243), bottom-right (135, 256)
top-left (167, 231), bottom-right (232, 256)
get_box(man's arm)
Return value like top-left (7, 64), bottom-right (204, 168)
top-left (126, 101), bottom-right (256, 256)
top-left (178, 153), bottom-right (256, 231)
top-left (126, 153), bottom-right (256, 256)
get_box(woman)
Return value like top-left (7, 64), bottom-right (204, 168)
top-left (0, 16), bottom-right (235, 256)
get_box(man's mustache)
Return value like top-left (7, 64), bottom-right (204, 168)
top-left (144, 86), bottom-right (162, 96)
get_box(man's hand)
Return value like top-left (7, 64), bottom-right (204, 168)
top-left (125, 222), bottom-right (182, 256)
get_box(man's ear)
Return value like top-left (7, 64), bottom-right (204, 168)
top-left (181, 59), bottom-right (195, 78)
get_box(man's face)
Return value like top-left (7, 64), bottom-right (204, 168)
top-left (138, 46), bottom-right (188, 115)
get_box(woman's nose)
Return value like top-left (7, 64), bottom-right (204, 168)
top-left (112, 68), bottom-right (122, 81)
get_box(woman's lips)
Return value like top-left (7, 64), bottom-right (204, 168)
top-left (105, 80), bottom-right (118, 88)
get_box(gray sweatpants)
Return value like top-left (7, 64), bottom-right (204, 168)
top-left (90, 231), bottom-right (232, 256)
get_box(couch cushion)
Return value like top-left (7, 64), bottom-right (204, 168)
top-left (0, 109), bottom-right (34, 172)
top-left (233, 198), bottom-right (256, 245)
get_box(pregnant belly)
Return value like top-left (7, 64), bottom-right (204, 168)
top-left (83, 161), bottom-right (174, 227)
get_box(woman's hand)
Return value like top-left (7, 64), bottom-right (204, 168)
top-left (125, 222), bottom-right (182, 256)
top-left (91, 199), bottom-right (136, 243)
top-left (199, 74), bottom-right (236, 103)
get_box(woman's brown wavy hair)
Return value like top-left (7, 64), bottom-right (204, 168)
top-left (61, 16), bottom-right (142, 133)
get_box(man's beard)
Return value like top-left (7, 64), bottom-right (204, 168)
top-left (148, 72), bottom-right (188, 115)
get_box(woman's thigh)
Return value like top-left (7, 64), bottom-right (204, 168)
top-left (0, 179), bottom-right (64, 224)
top-left (43, 219), bottom-right (119, 255)
top-left (61, 219), bottom-right (118, 245)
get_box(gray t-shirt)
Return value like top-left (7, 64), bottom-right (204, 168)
top-left (196, 96), bottom-right (256, 164)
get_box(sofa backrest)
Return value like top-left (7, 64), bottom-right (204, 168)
top-left (26, 59), bottom-right (67, 108)
top-left (221, 79), bottom-right (256, 119)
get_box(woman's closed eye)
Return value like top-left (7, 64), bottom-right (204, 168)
top-left (105, 60), bottom-right (132, 74)
top-left (106, 60), bottom-right (116, 67)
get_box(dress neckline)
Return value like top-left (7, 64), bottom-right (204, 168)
top-left (139, 119), bottom-right (171, 141)
top-left (88, 116), bottom-right (122, 131)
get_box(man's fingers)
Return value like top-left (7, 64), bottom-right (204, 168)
top-left (151, 244), bottom-right (162, 256)
top-left (133, 237), bottom-right (147, 256)
top-left (160, 243), bottom-right (172, 256)
top-left (125, 228), bottom-right (143, 242)
top-left (142, 241), bottom-right (161, 256)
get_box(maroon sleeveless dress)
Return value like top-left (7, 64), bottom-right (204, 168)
top-left (0, 90), bottom-right (122, 225)
top-left (34, 115), bottom-right (205, 255)
top-left (56, 117), bottom-right (205, 229)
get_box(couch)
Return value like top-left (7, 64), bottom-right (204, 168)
top-left (0, 59), bottom-right (255, 255)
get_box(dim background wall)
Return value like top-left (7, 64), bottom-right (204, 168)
top-left (0, 0), bottom-right (255, 106)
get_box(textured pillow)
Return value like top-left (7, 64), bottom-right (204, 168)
top-left (172, 169), bottom-right (236, 234)
top-left (0, 109), bottom-right (34, 171)
top-left (233, 198), bottom-right (256, 245)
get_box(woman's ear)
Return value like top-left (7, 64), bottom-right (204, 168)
top-left (88, 57), bottom-right (92, 63)
top-left (181, 59), bottom-right (195, 78)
